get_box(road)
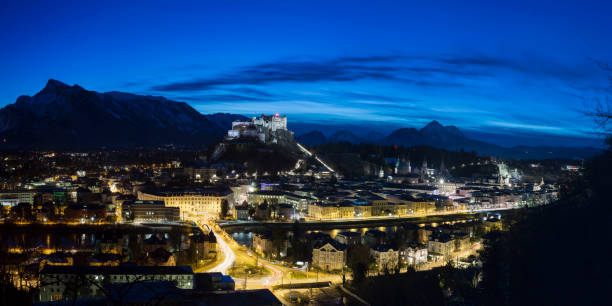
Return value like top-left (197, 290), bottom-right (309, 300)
top-left (188, 216), bottom-right (302, 289)
top-left (189, 215), bottom-right (346, 291)
top-left (191, 211), bottom-right (482, 293)
top-left (188, 217), bottom-right (236, 275)
top-left (296, 142), bottom-right (335, 173)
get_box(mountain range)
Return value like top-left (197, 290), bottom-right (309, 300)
top-left (0, 79), bottom-right (601, 158)
top-left (0, 79), bottom-right (247, 149)
top-left (297, 121), bottom-right (602, 159)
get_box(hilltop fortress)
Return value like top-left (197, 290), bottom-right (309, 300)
top-left (226, 114), bottom-right (295, 146)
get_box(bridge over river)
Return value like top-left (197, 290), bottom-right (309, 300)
top-left (218, 209), bottom-right (515, 234)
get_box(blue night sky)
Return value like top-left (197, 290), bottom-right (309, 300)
top-left (1, 0), bottom-right (612, 147)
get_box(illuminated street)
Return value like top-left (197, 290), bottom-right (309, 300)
top-left (3, 3), bottom-right (609, 303)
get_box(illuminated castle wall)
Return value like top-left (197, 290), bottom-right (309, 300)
top-left (226, 114), bottom-right (294, 145)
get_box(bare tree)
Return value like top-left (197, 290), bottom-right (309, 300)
top-left (585, 60), bottom-right (612, 143)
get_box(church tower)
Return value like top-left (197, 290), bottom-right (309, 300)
top-left (421, 159), bottom-right (428, 181)
top-left (394, 157), bottom-right (400, 175)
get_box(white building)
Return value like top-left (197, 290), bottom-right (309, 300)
top-left (400, 244), bottom-right (428, 266)
top-left (428, 234), bottom-right (455, 260)
top-left (0, 191), bottom-right (36, 207)
top-left (138, 187), bottom-right (232, 219)
top-left (370, 246), bottom-right (399, 271)
top-left (312, 240), bottom-right (347, 271)
top-left (252, 114), bottom-right (287, 131)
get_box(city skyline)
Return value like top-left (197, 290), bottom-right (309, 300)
top-left (1, 2), bottom-right (611, 304)
top-left (2, 0), bottom-right (612, 147)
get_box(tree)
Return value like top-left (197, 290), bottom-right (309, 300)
top-left (219, 199), bottom-right (229, 220)
top-left (286, 236), bottom-right (312, 263)
top-left (390, 226), bottom-right (409, 250)
top-left (586, 60), bottom-right (612, 145)
top-left (477, 147), bottom-right (612, 305)
top-left (347, 245), bottom-right (373, 284)
top-left (478, 231), bottom-right (508, 304)
top-left (270, 228), bottom-right (286, 259)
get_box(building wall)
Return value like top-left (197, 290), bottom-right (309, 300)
top-left (454, 236), bottom-right (471, 251)
top-left (0, 191), bottom-right (36, 206)
top-left (138, 191), bottom-right (229, 219)
top-left (252, 115), bottom-right (287, 132)
top-left (252, 234), bottom-right (287, 258)
top-left (248, 193), bottom-right (285, 206)
top-left (122, 204), bottom-right (180, 222)
top-left (285, 196), bottom-right (310, 212)
top-left (234, 208), bottom-right (250, 220)
top-left (308, 204), bottom-right (354, 219)
top-left (312, 244), bottom-right (346, 271)
top-left (428, 239), bottom-right (454, 257)
top-left (353, 205), bottom-right (372, 217)
top-left (371, 249), bottom-right (399, 270)
top-left (400, 246), bottom-right (428, 265)
top-left (39, 272), bottom-right (194, 302)
top-left (408, 201), bottom-right (436, 215)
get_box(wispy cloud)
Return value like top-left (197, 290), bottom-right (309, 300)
top-left (226, 87), bottom-right (274, 97)
top-left (176, 94), bottom-right (265, 102)
top-left (150, 53), bottom-right (596, 95)
top-left (151, 57), bottom-right (403, 92)
top-left (141, 52), bottom-right (604, 142)
top-left (486, 120), bottom-right (564, 132)
top-left (149, 55), bottom-right (491, 92)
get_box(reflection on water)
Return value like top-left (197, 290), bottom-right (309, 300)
top-left (232, 232), bottom-right (253, 247)
top-left (0, 225), bottom-right (195, 252)
top-left (227, 215), bottom-right (492, 247)
top-left (231, 224), bottom-right (401, 246)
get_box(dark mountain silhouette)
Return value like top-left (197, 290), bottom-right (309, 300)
top-left (297, 120), bottom-right (601, 159)
top-left (383, 121), bottom-right (601, 158)
top-left (205, 113), bottom-right (249, 130)
top-left (328, 130), bottom-right (362, 143)
top-left (382, 120), bottom-right (492, 151)
top-left (0, 80), bottom-right (601, 158)
top-left (0, 79), bottom-right (235, 149)
top-left (296, 130), bottom-right (327, 146)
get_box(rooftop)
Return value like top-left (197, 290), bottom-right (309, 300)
top-left (123, 200), bottom-right (164, 206)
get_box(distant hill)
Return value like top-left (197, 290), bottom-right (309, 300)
top-left (0, 79), bottom-right (601, 159)
top-left (381, 120), bottom-right (494, 152)
top-left (328, 130), bottom-right (362, 143)
top-left (0, 79), bottom-right (241, 149)
top-left (296, 130), bottom-right (328, 146)
top-left (205, 113), bottom-right (249, 131)
top-left (297, 120), bottom-right (602, 159)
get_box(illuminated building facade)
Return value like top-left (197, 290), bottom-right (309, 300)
top-left (370, 246), bottom-right (399, 271)
top-left (0, 191), bottom-right (36, 207)
top-left (400, 244), bottom-right (428, 266)
top-left (408, 199), bottom-right (436, 215)
top-left (428, 234), bottom-right (455, 259)
top-left (248, 190), bottom-right (286, 206)
top-left (138, 187), bottom-right (232, 219)
top-left (252, 232), bottom-right (287, 258)
top-left (312, 240), bottom-right (346, 271)
top-left (308, 202), bottom-right (354, 219)
top-left (226, 114), bottom-right (294, 144)
top-left (121, 200), bottom-right (180, 222)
